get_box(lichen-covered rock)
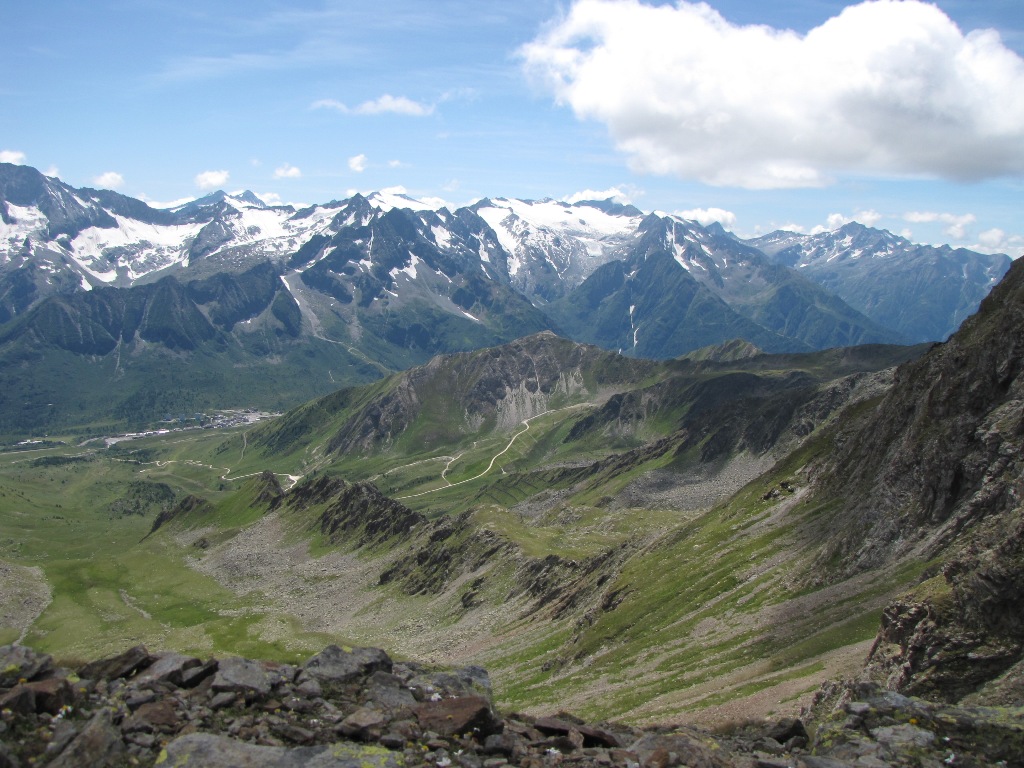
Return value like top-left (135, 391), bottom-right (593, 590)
top-left (157, 733), bottom-right (403, 768)
top-left (0, 644), bottom-right (52, 687)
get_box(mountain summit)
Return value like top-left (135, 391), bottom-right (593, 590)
top-left (0, 162), bottom-right (1011, 434)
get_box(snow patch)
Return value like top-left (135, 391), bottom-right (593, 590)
top-left (431, 225), bottom-right (452, 249)
top-left (390, 253), bottom-right (420, 280)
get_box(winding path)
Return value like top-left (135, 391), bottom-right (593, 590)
top-left (396, 405), bottom-right (582, 500)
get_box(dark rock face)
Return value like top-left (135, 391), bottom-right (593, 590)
top-left (816, 257), bottom-right (1024, 572)
top-left (285, 478), bottom-right (425, 548)
top-left (0, 643), bottom-right (1017, 768)
top-left (805, 258), bottom-right (1024, 702)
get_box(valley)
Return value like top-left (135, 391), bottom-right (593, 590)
top-left (1, 331), bottom-right (938, 726)
top-left (1, 162), bottom-right (1022, 763)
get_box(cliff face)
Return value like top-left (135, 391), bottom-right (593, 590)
top-left (809, 258), bottom-right (1024, 702)
top-left (319, 332), bottom-right (656, 455)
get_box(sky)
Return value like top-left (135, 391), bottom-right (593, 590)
top-left (2, 0), bottom-right (1023, 255)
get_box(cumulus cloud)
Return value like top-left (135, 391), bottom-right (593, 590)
top-left (904, 211), bottom-right (976, 239)
top-left (313, 94), bottom-right (434, 116)
top-left (195, 170), bottom-right (230, 190)
top-left (0, 150), bottom-right (26, 164)
top-left (978, 228), bottom-right (1006, 248)
top-left (273, 163), bottom-right (302, 179)
top-left (521, 0), bottom-right (1024, 189)
top-left (676, 207), bottom-right (737, 228)
top-left (43, 166), bottom-right (60, 178)
top-left (810, 209), bottom-right (884, 233)
top-left (93, 171), bottom-right (125, 189)
top-left (348, 154), bottom-right (368, 173)
top-left (562, 186), bottom-right (635, 205)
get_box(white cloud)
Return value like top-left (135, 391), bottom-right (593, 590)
top-left (904, 211), bottom-right (976, 239)
top-left (273, 163), bottom-right (302, 179)
top-left (356, 94), bottom-right (434, 116)
top-left (311, 98), bottom-right (347, 112)
top-left (195, 170), bottom-right (230, 190)
top-left (810, 209), bottom-right (885, 234)
top-left (348, 154), bottom-right (368, 173)
top-left (43, 165), bottom-right (60, 178)
top-left (676, 207), bottom-right (737, 228)
top-left (93, 171), bottom-right (125, 189)
top-left (971, 230), bottom-right (1023, 258)
top-left (0, 150), bottom-right (26, 164)
top-left (522, 0), bottom-right (1024, 189)
top-left (388, 159), bottom-right (408, 168)
top-left (312, 94), bottom-right (434, 116)
top-left (562, 186), bottom-right (635, 205)
top-left (978, 228), bottom-right (1006, 248)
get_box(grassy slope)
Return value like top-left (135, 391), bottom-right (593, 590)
top-left (0, 343), bottom-right (931, 724)
top-left (0, 431), bottom-right (342, 664)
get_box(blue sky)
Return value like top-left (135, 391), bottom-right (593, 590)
top-left (3, 1), bottom-right (1022, 255)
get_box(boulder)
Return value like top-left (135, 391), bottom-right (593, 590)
top-left (629, 732), bottom-right (734, 768)
top-left (211, 656), bottom-right (271, 698)
top-left (132, 651), bottom-right (203, 687)
top-left (23, 677), bottom-right (75, 715)
top-left (78, 645), bottom-right (153, 681)
top-left (413, 695), bottom-right (503, 738)
top-left (47, 710), bottom-right (125, 768)
top-left (159, 733), bottom-right (403, 768)
top-left (303, 645), bottom-right (392, 685)
top-left (0, 644), bottom-right (53, 687)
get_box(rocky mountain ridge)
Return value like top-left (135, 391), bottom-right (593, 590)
top-left (783, 256), bottom-right (1024, 712)
top-left (1, 162), bottom-right (1010, 436)
top-left (748, 222), bottom-right (1010, 342)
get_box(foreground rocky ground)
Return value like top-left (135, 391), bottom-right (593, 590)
top-left (1, 643), bottom-right (1022, 768)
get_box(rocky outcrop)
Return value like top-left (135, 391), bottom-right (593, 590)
top-left (813, 257), bottom-right (1024, 574)
top-left (2, 643), bottom-right (1019, 768)
top-left (273, 474), bottom-right (425, 549)
top-left (323, 333), bottom-right (657, 455)
top-left (804, 257), bottom-right (1024, 703)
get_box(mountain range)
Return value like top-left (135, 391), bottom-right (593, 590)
top-left (3, 157), bottom-right (1024, 757)
top-left (151, 252), bottom-right (1024, 723)
top-left (0, 162), bottom-right (1011, 436)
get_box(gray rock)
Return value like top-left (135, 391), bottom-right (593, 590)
top-left (160, 733), bottom-right (404, 767)
top-left (629, 731), bottom-right (733, 768)
top-left (47, 710), bottom-right (125, 768)
top-left (78, 645), bottom-right (153, 681)
top-left (364, 671), bottom-right (417, 711)
top-left (0, 644), bottom-right (52, 687)
top-left (131, 651), bottom-right (202, 687)
top-left (869, 724), bottom-right (936, 749)
top-left (413, 695), bottom-right (503, 738)
top-left (304, 645), bottom-right (392, 684)
top-left (212, 656), bottom-right (271, 697)
top-left (338, 707), bottom-right (389, 739)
